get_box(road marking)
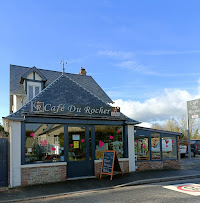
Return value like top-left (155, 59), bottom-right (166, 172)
top-left (163, 183), bottom-right (200, 196)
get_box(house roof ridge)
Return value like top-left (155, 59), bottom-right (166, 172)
top-left (10, 64), bottom-right (92, 77)
top-left (10, 64), bottom-right (31, 69)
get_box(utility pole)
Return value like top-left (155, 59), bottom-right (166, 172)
top-left (187, 112), bottom-right (192, 161)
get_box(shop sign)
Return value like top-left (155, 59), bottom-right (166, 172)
top-left (111, 112), bottom-right (121, 117)
top-left (74, 141), bottom-right (79, 149)
top-left (100, 150), bottom-right (123, 180)
top-left (72, 135), bottom-right (80, 141)
top-left (187, 98), bottom-right (200, 119)
top-left (29, 101), bottom-right (120, 117)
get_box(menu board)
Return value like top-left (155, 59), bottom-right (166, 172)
top-left (100, 150), bottom-right (123, 180)
top-left (102, 151), bottom-right (114, 173)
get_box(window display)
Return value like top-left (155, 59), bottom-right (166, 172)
top-left (25, 123), bottom-right (64, 163)
top-left (151, 133), bottom-right (161, 160)
top-left (162, 136), bottom-right (177, 159)
top-left (95, 125), bottom-right (123, 160)
top-left (134, 138), bottom-right (150, 160)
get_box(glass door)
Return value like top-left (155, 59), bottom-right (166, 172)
top-left (67, 125), bottom-right (94, 178)
top-left (68, 126), bottom-right (86, 161)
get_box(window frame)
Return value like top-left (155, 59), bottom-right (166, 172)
top-left (24, 123), bottom-right (65, 164)
top-left (27, 81), bottom-right (41, 101)
top-left (95, 125), bottom-right (124, 160)
top-left (135, 137), bottom-right (150, 161)
top-left (151, 133), bottom-right (161, 161)
top-left (161, 135), bottom-right (178, 160)
top-left (135, 133), bottom-right (178, 162)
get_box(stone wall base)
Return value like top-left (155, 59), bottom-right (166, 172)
top-left (94, 158), bottom-right (129, 177)
top-left (21, 163), bottom-right (67, 186)
top-left (21, 159), bottom-right (180, 186)
top-left (136, 160), bottom-right (180, 171)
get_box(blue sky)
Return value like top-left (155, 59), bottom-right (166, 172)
top-left (1, 0), bottom-right (200, 125)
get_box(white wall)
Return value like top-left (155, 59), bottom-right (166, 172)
top-left (13, 95), bottom-right (23, 113)
top-left (9, 121), bottom-right (21, 188)
top-left (35, 72), bottom-right (42, 80)
top-left (27, 72), bottom-right (34, 80)
top-left (27, 72), bottom-right (42, 80)
top-left (128, 125), bottom-right (135, 172)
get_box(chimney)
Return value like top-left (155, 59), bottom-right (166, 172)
top-left (79, 67), bottom-right (87, 75)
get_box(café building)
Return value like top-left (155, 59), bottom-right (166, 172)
top-left (3, 65), bottom-right (180, 188)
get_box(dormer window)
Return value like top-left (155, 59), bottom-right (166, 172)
top-left (19, 66), bottom-right (47, 103)
top-left (27, 81), bottom-right (41, 101)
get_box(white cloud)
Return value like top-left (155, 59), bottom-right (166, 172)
top-left (113, 88), bottom-right (197, 124)
top-left (116, 60), bottom-right (158, 75)
top-left (99, 49), bottom-right (200, 58)
top-left (143, 50), bottom-right (200, 56)
top-left (98, 50), bottom-right (134, 59)
top-left (116, 60), bottom-right (200, 77)
top-left (118, 61), bottom-right (200, 77)
top-left (137, 122), bottom-right (152, 128)
top-left (98, 50), bottom-right (200, 77)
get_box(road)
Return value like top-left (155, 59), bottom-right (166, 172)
top-left (22, 178), bottom-right (200, 203)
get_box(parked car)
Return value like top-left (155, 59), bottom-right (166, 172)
top-left (190, 140), bottom-right (200, 157)
top-left (180, 145), bottom-right (187, 158)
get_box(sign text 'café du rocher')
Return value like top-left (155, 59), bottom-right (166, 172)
top-left (30, 101), bottom-right (120, 117)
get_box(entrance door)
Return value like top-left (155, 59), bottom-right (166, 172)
top-left (67, 126), bottom-right (94, 178)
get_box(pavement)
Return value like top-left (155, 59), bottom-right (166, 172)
top-left (1, 156), bottom-right (200, 202)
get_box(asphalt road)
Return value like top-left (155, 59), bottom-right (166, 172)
top-left (21, 178), bottom-right (200, 203)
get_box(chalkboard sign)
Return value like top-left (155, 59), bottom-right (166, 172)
top-left (102, 151), bottom-right (114, 173)
top-left (100, 150), bottom-right (123, 180)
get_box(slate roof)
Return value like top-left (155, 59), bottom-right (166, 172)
top-left (10, 64), bottom-right (113, 103)
top-left (5, 73), bottom-right (140, 124)
top-left (134, 126), bottom-right (182, 136)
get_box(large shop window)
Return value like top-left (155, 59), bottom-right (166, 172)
top-left (151, 133), bottom-right (161, 160)
top-left (135, 138), bottom-right (150, 161)
top-left (95, 125), bottom-right (123, 160)
top-left (25, 123), bottom-right (64, 163)
top-left (162, 136), bottom-right (177, 159)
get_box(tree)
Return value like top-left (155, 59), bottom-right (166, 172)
top-left (151, 117), bottom-right (200, 141)
top-left (152, 118), bottom-right (180, 133)
top-left (151, 123), bottom-right (163, 130)
top-left (163, 118), bottom-right (180, 132)
top-left (179, 117), bottom-right (200, 140)
top-left (0, 123), bottom-right (8, 137)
